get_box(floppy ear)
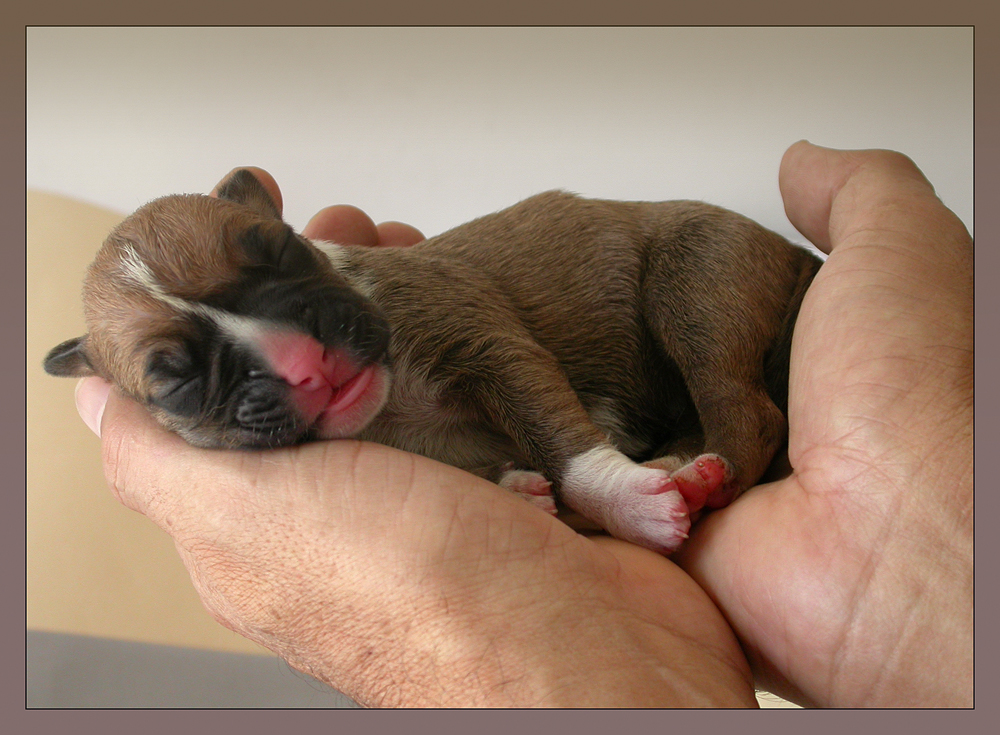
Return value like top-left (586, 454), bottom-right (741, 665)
top-left (43, 336), bottom-right (96, 378)
top-left (215, 169), bottom-right (282, 220)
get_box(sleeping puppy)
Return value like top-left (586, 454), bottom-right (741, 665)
top-left (44, 170), bottom-right (821, 553)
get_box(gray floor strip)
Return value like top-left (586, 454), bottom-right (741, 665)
top-left (27, 630), bottom-right (359, 708)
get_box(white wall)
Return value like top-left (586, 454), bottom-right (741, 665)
top-left (27, 26), bottom-right (972, 243)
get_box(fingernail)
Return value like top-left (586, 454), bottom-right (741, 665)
top-left (75, 378), bottom-right (111, 437)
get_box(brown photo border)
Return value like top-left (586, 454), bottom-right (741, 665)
top-left (7, 1), bottom-right (993, 730)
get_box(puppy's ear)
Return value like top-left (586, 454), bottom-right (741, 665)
top-left (43, 336), bottom-right (96, 377)
top-left (216, 169), bottom-right (282, 220)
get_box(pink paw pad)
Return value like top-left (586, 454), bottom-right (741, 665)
top-left (669, 454), bottom-right (731, 513)
top-left (498, 470), bottom-right (559, 515)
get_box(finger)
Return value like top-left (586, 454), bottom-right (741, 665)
top-left (781, 142), bottom-right (972, 467)
top-left (88, 380), bottom-right (322, 539)
top-left (83, 375), bottom-right (299, 541)
top-left (302, 204), bottom-right (380, 246)
top-left (779, 141), bottom-right (973, 387)
top-left (210, 167), bottom-right (284, 215)
top-left (779, 141), bottom-right (967, 256)
top-left (84, 370), bottom-right (497, 544)
top-left (376, 221), bottom-right (425, 247)
top-left (778, 141), bottom-right (862, 252)
top-left (92, 380), bottom-right (215, 522)
top-left (781, 140), bottom-right (972, 326)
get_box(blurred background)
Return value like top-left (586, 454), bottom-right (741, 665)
top-left (26, 26), bottom-right (973, 708)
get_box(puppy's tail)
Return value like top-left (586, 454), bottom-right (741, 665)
top-left (763, 250), bottom-right (823, 415)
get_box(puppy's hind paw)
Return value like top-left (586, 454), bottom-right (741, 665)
top-left (498, 469), bottom-right (559, 516)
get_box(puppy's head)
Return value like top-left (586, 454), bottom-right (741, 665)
top-left (44, 170), bottom-right (392, 449)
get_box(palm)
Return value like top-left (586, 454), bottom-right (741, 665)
top-left (677, 147), bottom-right (973, 707)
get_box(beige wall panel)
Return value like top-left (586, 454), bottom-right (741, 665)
top-left (27, 190), bottom-right (268, 656)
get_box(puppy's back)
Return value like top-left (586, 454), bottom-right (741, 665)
top-left (409, 191), bottom-right (817, 371)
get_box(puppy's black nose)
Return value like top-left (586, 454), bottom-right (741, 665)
top-left (315, 298), bottom-right (390, 364)
top-left (246, 280), bottom-right (390, 365)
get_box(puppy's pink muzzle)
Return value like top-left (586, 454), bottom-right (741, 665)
top-left (255, 330), bottom-right (370, 425)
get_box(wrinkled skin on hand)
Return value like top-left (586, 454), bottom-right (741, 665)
top-left (677, 142), bottom-right (973, 707)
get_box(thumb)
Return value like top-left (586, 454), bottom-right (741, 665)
top-left (778, 140), bottom-right (964, 256)
top-left (777, 140), bottom-right (861, 252)
top-left (76, 375), bottom-right (224, 524)
top-left (778, 142), bottom-right (972, 466)
top-left (75, 376), bottom-right (110, 438)
top-left (73, 376), bottom-right (530, 557)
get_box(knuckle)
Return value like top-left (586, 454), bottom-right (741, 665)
top-left (864, 149), bottom-right (924, 183)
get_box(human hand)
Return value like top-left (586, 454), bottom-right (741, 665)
top-left (73, 167), bottom-right (757, 708)
top-left (676, 142), bottom-right (973, 707)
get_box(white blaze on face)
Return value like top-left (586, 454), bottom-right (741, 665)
top-left (309, 239), bottom-right (349, 268)
top-left (117, 243), bottom-right (391, 437)
top-left (117, 242), bottom-right (269, 350)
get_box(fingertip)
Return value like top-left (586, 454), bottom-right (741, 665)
top-left (778, 140), bottom-right (823, 189)
top-left (75, 377), bottom-right (112, 437)
top-left (780, 139), bottom-right (813, 167)
top-left (302, 205), bottom-right (380, 246)
top-left (778, 141), bottom-right (859, 253)
top-left (376, 221), bottom-right (425, 247)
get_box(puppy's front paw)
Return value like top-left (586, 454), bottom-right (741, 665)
top-left (604, 474), bottom-right (691, 554)
top-left (498, 468), bottom-right (558, 515)
top-left (562, 447), bottom-right (691, 554)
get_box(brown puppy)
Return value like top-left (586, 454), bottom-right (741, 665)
top-left (44, 170), bottom-right (821, 553)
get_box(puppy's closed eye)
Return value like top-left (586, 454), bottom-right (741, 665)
top-left (146, 346), bottom-right (205, 418)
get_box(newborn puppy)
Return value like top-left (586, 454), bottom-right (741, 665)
top-left (44, 170), bottom-right (821, 553)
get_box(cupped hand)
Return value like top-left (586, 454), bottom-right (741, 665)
top-left (676, 142), bottom-right (973, 707)
top-left (75, 167), bottom-right (757, 708)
